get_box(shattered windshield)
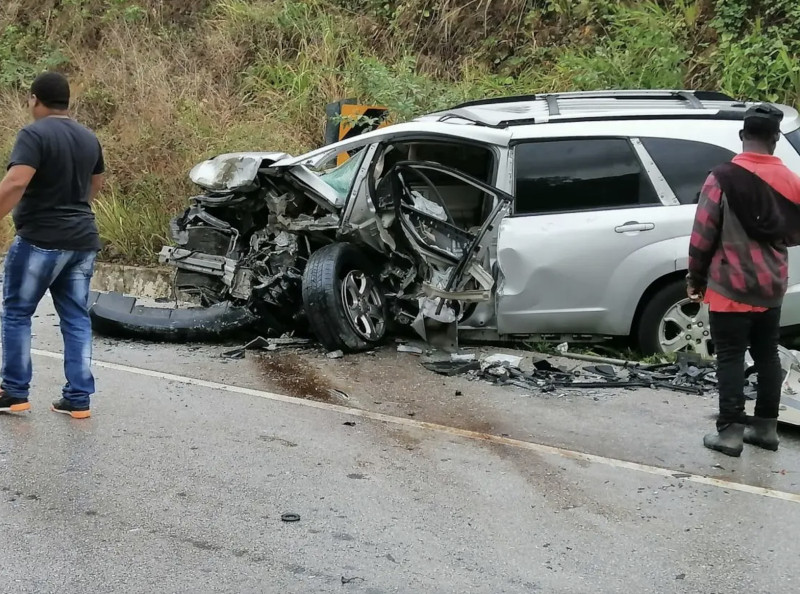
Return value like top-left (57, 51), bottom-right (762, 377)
top-left (315, 149), bottom-right (367, 202)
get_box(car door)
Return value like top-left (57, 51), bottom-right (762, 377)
top-left (495, 136), bottom-right (693, 337)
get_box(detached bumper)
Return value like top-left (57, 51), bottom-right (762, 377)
top-left (88, 291), bottom-right (258, 342)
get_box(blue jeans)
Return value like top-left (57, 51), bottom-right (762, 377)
top-left (1, 236), bottom-right (97, 407)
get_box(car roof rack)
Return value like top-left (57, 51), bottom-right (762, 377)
top-left (424, 90), bottom-right (748, 128)
top-left (450, 90), bottom-right (735, 111)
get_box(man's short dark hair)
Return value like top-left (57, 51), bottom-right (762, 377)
top-left (30, 72), bottom-right (70, 110)
top-left (742, 103), bottom-right (783, 142)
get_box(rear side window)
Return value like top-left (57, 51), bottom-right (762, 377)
top-left (787, 129), bottom-right (800, 154)
top-left (513, 138), bottom-right (658, 215)
top-left (640, 137), bottom-right (735, 205)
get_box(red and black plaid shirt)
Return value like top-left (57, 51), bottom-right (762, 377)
top-left (688, 153), bottom-right (800, 309)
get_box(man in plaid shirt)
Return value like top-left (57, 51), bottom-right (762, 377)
top-left (688, 104), bottom-right (800, 456)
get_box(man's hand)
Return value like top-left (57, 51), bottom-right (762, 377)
top-left (0, 165), bottom-right (35, 220)
top-left (687, 285), bottom-right (705, 303)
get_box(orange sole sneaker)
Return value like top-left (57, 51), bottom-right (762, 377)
top-left (51, 406), bottom-right (91, 419)
top-left (0, 401), bottom-right (31, 413)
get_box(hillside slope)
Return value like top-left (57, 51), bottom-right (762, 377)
top-left (1, 0), bottom-right (799, 262)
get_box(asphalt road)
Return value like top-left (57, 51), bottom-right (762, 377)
top-left (2, 294), bottom-right (800, 593)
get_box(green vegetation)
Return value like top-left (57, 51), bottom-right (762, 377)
top-left (1, 0), bottom-right (799, 262)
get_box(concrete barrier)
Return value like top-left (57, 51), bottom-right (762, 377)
top-left (0, 253), bottom-right (173, 299)
top-left (91, 262), bottom-right (173, 299)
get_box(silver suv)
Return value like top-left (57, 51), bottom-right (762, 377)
top-left (92, 90), bottom-right (800, 357)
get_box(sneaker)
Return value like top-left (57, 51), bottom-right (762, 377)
top-left (51, 398), bottom-right (91, 419)
top-left (0, 392), bottom-right (31, 413)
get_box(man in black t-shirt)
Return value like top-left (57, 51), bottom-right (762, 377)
top-left (0, 72), bottom-right (105, 419)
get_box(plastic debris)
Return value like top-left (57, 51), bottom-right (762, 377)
top-left (450, 353), bottom-right (477, 363)
top-left (398, 344), bottom-right (424, 355)
top-left (481, 353), bottom-right (523, 370)
top-left (222, 335), bottom-right (312, 359)
top-left (326, 350), bottom-right (344, 359)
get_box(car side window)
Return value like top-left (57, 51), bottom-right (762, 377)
top-left (786, 129), bottom-right (800, 154)
top-left (640, 137), bottom-right (736, 205)
top-left (513, 138), bottom-right (659, 215)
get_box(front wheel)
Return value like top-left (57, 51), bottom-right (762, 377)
top-left (636, 280), bottom-right (713, 358)
top-left (302, 243), bottom-right (388, 353)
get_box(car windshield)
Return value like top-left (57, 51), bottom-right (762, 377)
top-left (315, 149), bottom-right (367, 202)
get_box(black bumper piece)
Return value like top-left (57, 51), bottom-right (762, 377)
top-left (88, 291), bottom-right (258, 342)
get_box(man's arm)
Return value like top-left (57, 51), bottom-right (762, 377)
top-left (687, 172), bottom-right (724, 296)
top-left (90, 174), bottom-right (104, 202)
top-left (89, 141), bottom-right (105, 203)
top-left (0, 165), bottom-right (36, 220)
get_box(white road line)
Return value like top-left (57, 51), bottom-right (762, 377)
top-left (31, 347), bottom-right (800, 504)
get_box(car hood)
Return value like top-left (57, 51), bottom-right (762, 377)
top-left (190, 151), bottom-right (346, 211)
top-left (190, 152), bottom-right (290, 193)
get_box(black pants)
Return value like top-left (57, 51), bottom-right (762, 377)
top-left (710, 308), bottom-right (783, 428)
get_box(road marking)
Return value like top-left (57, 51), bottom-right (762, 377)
top-left (31, 348), bottom-right (800, 504)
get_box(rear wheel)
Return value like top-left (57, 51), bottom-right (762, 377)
top-left (637, 280), bottom-right (713, 358)
top-left (302, 243), bottom-right (388, 352)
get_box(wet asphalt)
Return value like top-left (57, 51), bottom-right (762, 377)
top-left (1, 295), bottom-right (799, 593)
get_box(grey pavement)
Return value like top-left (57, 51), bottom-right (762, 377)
top-left (1, 294), bottom-right (799, 593)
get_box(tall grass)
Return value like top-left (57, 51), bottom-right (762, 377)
top-left (0, 0), bottom-right (798, 263)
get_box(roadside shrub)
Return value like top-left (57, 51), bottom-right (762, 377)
top-left (711, 0), bottom-right (800, 102)
top-left (553, 2), bottom-right (692, 90)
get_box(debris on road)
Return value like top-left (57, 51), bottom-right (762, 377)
top-left (281, 513), bottom-right (301, 522)
top-left (327, 388), bottom-right (349, 400)
top-left (481, 353), bottom-right (523, 370)
top-left (424, 351), bottom-right (718, 396)
top-left (421, 360), bottom-right (481, 377)
top-left (397, 344), bottom-right (424, 355)
top-left (222, 335), bottom-right (312, 359)
top-left (341, 576), bottom-right (365, 585)
top-left (326, 350), bottom-right (344, 359)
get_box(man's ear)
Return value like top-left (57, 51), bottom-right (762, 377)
top-left (739, 129), bottom-right (744, 141)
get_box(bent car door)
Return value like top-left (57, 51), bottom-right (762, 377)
top-left (495, 136), bottom-right (695, 338)
top-left (383, 161), bottom-right (513, 320)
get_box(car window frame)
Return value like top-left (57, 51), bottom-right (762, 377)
top-left (509, 136), bottom-right (665, 217)
top-left (367, 137), bottom-right (503, 213)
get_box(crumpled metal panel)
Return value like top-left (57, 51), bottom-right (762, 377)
top-left (189, 152), bottom-right (288, 193)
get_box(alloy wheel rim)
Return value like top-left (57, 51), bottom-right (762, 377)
top-left (341, 270), bottom-right (386, 341)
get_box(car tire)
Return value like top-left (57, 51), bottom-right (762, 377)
top-left (637, 280), bottom-right (712, 357)
top-left (302, 242), bottom-right (389, 353)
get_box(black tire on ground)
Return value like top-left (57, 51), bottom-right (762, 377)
top-left (302, 243), bottom-right (389, 353)
top-left (636, 279), bottom-right (690, 355)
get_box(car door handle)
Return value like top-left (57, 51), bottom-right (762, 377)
top-left (615, 222), bottom-right (655, 233)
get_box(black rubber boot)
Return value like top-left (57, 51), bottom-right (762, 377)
top-left (703, 423), bottom-right (745, 457)
top-left (744, 417), bottom-right (780, 451)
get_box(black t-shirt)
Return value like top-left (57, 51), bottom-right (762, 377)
top-left (8, 117), bottom-right (104, 251)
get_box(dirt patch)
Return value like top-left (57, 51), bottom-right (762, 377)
top-left (255, 353), bottom-right (341, 403)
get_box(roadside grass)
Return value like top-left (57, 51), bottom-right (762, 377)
top-left (0, 0), bottom-right (798, 263)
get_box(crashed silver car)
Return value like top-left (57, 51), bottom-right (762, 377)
top-left (90, 90), bottom-right (800, 356)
